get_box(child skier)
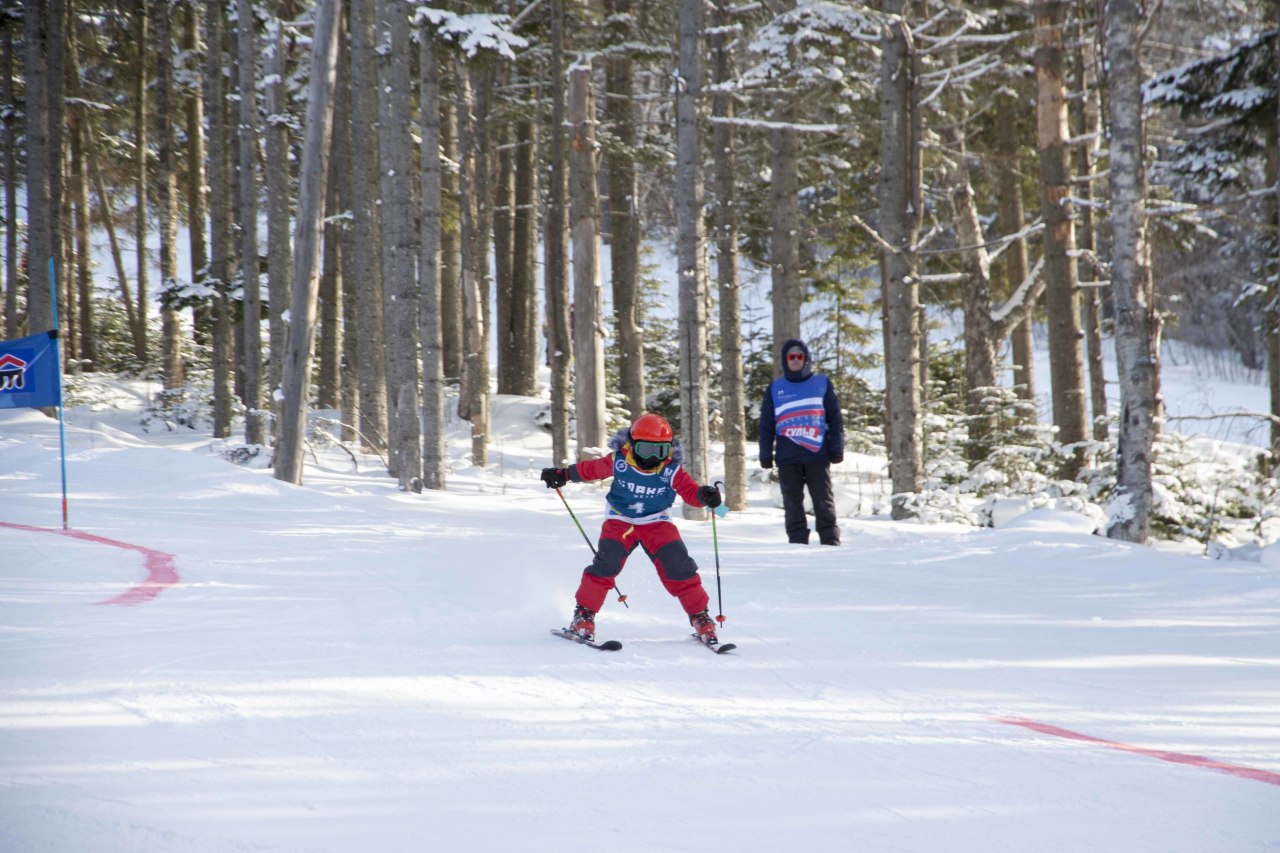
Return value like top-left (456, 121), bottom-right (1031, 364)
top-left (540, 413), bottom-right (723, 644)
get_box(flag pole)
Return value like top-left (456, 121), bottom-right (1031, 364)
top-left (49, 257), bottom-right (69, 530)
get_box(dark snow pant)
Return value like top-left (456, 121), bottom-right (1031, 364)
top-left (575, 519), bottom-right (710, 615)
top-left (778, 460), bottom-right (840, 545)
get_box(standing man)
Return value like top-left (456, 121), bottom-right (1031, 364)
top-left (759, 338), bottom-right (844, 545)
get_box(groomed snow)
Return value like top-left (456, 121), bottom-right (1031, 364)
top-left (1, 383), bottom-right (1277, 852)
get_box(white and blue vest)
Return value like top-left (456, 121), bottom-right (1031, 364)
top-left (770, 374), bottom-right (829, 454)
top-left (605, 456), bottom-right (680, 524)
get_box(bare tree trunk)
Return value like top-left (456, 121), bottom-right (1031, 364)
top-left (265, 13), bottom-right (292, 424)
top-left (493, 63), bottom-right (516, 395)
top-left (156, 0), bottom-right (184, 391)
top-left (66, 23), bottom-right (94, 369)
top-left (440, 79), bottom-right (463, 384)
top-left (349, 0), bottom-right (387, 456)
top-left (2, 21), bottom-right (16, 338)
top-left (318, 174), bottom-right (341, 410)
top-left (712, 0), bottom-right (746, 510)
top-left (206, 0), bottom-right (234, 439)
top-left (879, 2), bottom-right (922, 518)
top-left (274, 0), bottom-right (341, 485)
top-left (770, 115), bottom-right (802, 363)
top-left (1072, 30), bottom-right (1108, 442)
top-left (420, 27), bottom-right (446, 490)
top-left (676, 0), bottom-right (709, 518)
top-left (1269, 0), bottom-right (1280, 460)
top-left (996, 89), bottom-right (1035, 401)
top-left (184, 2), bottom-right (209, 354)
top-left (237, 0), bottom-right (265, 444)
top-left (1035, 0), bottom-right (1088, 477)
top-left (333, 15), bottom-right (358, 444)
top-left (1103, 0), bottom-right (1157, 543)
top-left (510, 112), bottom-right (539, 397)
top-left (570, 65), bottom-right (606, 457)
top-left (23, 0), bottom-right (55, 335)
top-left (606, 0), bottom-right (644, 419)
top-left (942, 125), bottom-right (997, 457)
top-left (458, 62), bottom-right (491, 466)
top-left (316, 13), bottom-right (346, 413)
top-left (378, 0), bottom-right (421, 489)
top-left (545, 0), bottom-right (572, 466)
top-left (134, 0), bottom-right (150, 358)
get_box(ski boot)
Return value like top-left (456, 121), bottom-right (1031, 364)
top-left (569, 605), bottom-right (596, 641)
top-left (690, 610), bottom-right (718, 643)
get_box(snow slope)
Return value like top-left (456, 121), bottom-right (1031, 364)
top-left (1, 387), bottom-right (1278, 852)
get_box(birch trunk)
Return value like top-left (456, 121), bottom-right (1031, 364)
top-left (676, 0), bottom-right (709, 518)
top-left (273, 0), bottom-right (341, 486)
top-left (1103, 0), bottom-right (1157, 543)
top-left (570, 65), bottom-right (606, 458)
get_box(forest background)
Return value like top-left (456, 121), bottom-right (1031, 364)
top-left (4, 0), bottom-right (1280, 547)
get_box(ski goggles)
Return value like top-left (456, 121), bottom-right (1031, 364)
top-left (633, 440), bottom-right (671, 461)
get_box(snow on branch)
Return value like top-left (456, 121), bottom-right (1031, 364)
top-left (414, 8), bottom-right (528, 60)
top-left (706, 115), bottom-right (839, 134)
top-left (991, 256), bottom-right (1045, 326)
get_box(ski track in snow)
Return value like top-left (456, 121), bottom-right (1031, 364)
top-left (1, 396), bottom-right (1278, 852)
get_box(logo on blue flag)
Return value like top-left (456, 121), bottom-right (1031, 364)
top-left (0, 331), bottom-right (62, 409)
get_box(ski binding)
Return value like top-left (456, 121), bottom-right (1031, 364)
top-left (694, 634), bottom-right (736, 654)
top-left (552, 628), bottom-right (622, 651)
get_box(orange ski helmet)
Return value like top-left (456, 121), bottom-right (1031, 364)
top-left (630, 413), bottom-right (673, 443)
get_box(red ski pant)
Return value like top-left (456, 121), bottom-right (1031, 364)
top-left (575, 519), bottom-right (709, 615)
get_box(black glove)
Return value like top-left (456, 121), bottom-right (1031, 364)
top-left (760, 456), bottom-right (773, 470)
top-left (697, 484), bottom-right (722, 509)
top-left (540, 467), bottom-right (569, 489)
top-left (829, 451), bottom-right (844, 465)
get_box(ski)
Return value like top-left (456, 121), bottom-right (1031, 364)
top-left (693, 634), bottom-right (736, 655)
top-left (551, 628), bottom-right (623, 651)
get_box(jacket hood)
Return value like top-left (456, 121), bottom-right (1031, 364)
top-left (780, 338), bottom-right (812, 381)
top-left (608, 426), bottom-right (684, 466)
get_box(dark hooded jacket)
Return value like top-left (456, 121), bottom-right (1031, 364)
top-left (758, 338), bottom-right (844, 466)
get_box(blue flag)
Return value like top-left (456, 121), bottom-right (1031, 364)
top-left (0, 330), bottom-right (63, 409)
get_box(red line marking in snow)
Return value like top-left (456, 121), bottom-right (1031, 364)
top-left (0, 521), bottom-right (179, 605)
top-left (995, 716), bottom-right (1280, 787)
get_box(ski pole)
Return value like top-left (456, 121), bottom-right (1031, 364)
top-left (711, 481), bottom-right (726, 625)
top-left (555, 486), bottom-right (628, 607)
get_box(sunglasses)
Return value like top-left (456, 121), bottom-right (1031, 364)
top-left (786, 352), bottom-right (806, 361)
top-left (633, 440), bottom-right (671, 460)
